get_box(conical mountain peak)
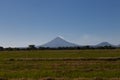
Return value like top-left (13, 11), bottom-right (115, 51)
top-left (40, 37), bottom-right (78, 48)
top-left (54, 36), bottom-right (65, 40)
top-left (54, 36), bottom-right (64, 40)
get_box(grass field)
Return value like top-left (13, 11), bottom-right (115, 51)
top-left (0, 49), bottom-right (120, 80)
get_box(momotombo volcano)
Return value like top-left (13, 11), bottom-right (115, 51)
top-left (40, 37), bottom-right (78, 48)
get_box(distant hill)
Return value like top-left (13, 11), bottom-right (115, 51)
top-left (39, 37), bottom-right (79, 48)
top-left (95, 42), bottom-right (114, 47)
top-left (117, 44), bottom-right (120, 47)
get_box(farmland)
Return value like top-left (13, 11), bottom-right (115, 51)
top-left (0, 49), bottom-right (120, 80)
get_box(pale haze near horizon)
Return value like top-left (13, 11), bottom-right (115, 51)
top-left (0, 0), bottom-right (120, 47)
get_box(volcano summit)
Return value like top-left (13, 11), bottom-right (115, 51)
top-left (40, 37), bottom-right (78, 48)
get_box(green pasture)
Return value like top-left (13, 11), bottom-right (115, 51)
top-left (0, 49), bottom-right (120, 80)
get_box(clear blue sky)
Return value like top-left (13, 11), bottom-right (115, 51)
top-left (0, 0), bottom-right (120, 47)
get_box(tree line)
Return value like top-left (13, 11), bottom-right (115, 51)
top-left (0, 45), bottom-right (119, 51)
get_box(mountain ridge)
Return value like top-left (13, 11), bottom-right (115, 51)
top-left (37, 37), bottom-right (119, 48)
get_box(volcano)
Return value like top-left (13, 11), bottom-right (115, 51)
top-left (95, 42), bottom-right (113, 47)
top-left (40, 37), bottom-right (78, 48)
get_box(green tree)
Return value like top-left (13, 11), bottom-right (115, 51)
top-left (28, 45), bottom-right (36, 50)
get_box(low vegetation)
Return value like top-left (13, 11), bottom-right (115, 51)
top-left (0, 49), bottom-right (120, 80)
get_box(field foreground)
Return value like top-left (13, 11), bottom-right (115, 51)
top-left (0, 49), bottom-right (120, 80)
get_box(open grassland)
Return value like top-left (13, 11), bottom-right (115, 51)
top-left (0, 49), bottom-right (120, 80)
